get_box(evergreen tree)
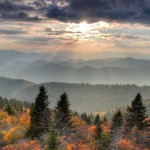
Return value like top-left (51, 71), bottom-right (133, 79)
top-left (81, 113), bottom-right (91, 124)
top-left (103, 116), bottom-right (107, 122)
top-left (5, 104), bottom-right (14, 115)
top-left (56, 93), bottom-right (71, 124)
top-left (55, 92), bottom-right (71, 132)
top-left (27, 86), bottom-right (50, 138)
top-left (110, 110), bottom-right (123, 150)
top-left (125, 93), bottom-right (149, 131)
top-left (73, 111), bottom-right (79, 116)
top-left (20, 106), bottom-right (23, 113)
top-left (87, 115), bottom-right (91, 125)
top-left (111, 109), bottom-right (123, 131)
top-left (45, 117), bottom-right (60, 150)
top-left (24, 107), bottom-right (27, 113)
top-left (94, 122), bottom-right (103, 144)
top-left (90, 113), bottom-right (94, 124)
top-left (81, 113), bottom-right (88, 122)
top-left (100, 133), bottom-right (110, 150)
top-left (56, 92), bottom-right (71, 117)
top-left (94, 114), bottom-right (101, 125)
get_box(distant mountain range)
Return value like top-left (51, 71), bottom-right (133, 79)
top-left (1, 50), bottom-right (150, 85)
top-left (0, 76), bottom-right (150, 114)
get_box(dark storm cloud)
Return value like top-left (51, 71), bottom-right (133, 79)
top-left (1, 12), bottom-right (40, 21)
top-left (47, 0), bottom-right (150, 24)
top-left (0, 0), bottom-right (33, 11)
top-left (1, 0), bottom-right (150, 25)
top-left (0, 0), bottom-right (41, 21)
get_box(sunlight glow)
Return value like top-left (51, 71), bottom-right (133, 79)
top-left (99, 21), bottom-right (109, 28)
top-left (78, 22), bottom-right (89, 32)
top-left (67, 21), bottom-right (109, 34)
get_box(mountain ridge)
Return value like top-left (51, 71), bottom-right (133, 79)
top-left (0, 76), bottom-right (150, 113)
top-left (1, 50), bottom-right (150, 85)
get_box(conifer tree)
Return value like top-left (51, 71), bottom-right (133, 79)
top-left (110, 110), bottom-right (123, 150)
top-left (27, 86), bottom-right (50, 138)
top-left (73, 111), bottom-right (79, 116)
top-left (100, 133), bottom-right (110, 150)
top-left (94, 122), bottom-right (103, 144)
top-left (111, 110), bottom-right (123, 131)
top-left (55, 92), bottom-right (71, 132)
top-left (103, 116), bottom-right (107, 122)
top-left (20, 106), bottom-right (23, 113)
top-left (90, 113), bottom-right (94, 124)
top-left (125, 93), bottom-right (149, 131)
top-left (81, 113), bottom-right (88, 122)
top-left (81, 113), bottom-right (92, 124)
top-left (94, 114), bottom-right (101, 125)
top-left (87, 115), bottom-right (91, 125)
top-left (45, 117), bottom-right (60, 150)
top-left (56, 92), bottom-right (71, 117)
top-left (5, 104), bottom-right (14, 115)
top-left (24, 107), bottom-right (27, 113)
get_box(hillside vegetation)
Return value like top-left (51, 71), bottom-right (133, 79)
top-left (1, 77), bottom-right (150, 113)
top-left (0, 87), bottom-right (149, 150)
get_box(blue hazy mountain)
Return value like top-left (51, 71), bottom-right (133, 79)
top-left (1, 50), bottom-right (150, 85)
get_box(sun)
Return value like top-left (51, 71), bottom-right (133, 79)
top-left (66, 21), bottom-right (109, 37)
top-left (78, 22), bottom-right (89, 32)
top-left (75, 21), bottom-right (108, 33)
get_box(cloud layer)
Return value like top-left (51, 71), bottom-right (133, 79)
top-left (0, 0), bottom-right (40, 21)
top-left (47, 0), bottom-right (150, 24)
top-left (0, 0), bottom-right (150, 25)
top-left (0, 0), bottom-right (150, 53)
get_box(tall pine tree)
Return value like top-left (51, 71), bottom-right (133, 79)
top-left (56, 92), bottom-right (71, 117)
top-left (94, 114), bottom-right (101, 125)
top-left (81, 113), bottom-right (88, 122)
top-left (45, 117), bottom-right (60, 150)
top-left (111, 109), bottom-right (123, 131)
top-left (110, 110), bottom-right (123, 150)
top-left (55, 92), bottom-right (71, 133)
top-left (5, 104), bottom-right (14, 115)
top-left (94, 122), bottom-right (103, 143)
top-left (27, 86), bottom-right (50, 139)
top-left (125, 93), bottom-right (149, 131)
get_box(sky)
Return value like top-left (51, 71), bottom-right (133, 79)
top-left (0, 0), bottom-right (150, 55)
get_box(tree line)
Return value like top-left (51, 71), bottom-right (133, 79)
top-left (26, 86), bottom-right (150, 149)
top-left (0, 97), bottom-right (31, 115)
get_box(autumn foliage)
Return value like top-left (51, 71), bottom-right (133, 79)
top-left (2, 140), bottom-right (41, 150)
top-left (0, 92), bottom-right (149, 150)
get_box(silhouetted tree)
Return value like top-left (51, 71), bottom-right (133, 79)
top-left (81, 113), bottom-right (88, 122)
top-left (5, 104), bottom-right (14, 115)
top-left (55, 92), bottom-right (71, 133)
top-left (103, 116), bottom-right (107, 122)
top-left (27, 86), bottom-right (50, 139)
top-left (94, 114), bottom-right (101, 125)
top-left (110, 110), bottom-right (123, 150)
top-left (94, 122), bottom-right (103, 143)
top-left (125, 93), bottom-right (149, 131)
top-left (111, 110), bottom-right (123, 131)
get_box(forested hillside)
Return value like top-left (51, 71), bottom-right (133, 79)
top-left (0, 87), bottom-right (149, 150)
top-left (1, 77), bottom-right (150, 113)
top-left (105, 99), bottom-right (150, 119)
